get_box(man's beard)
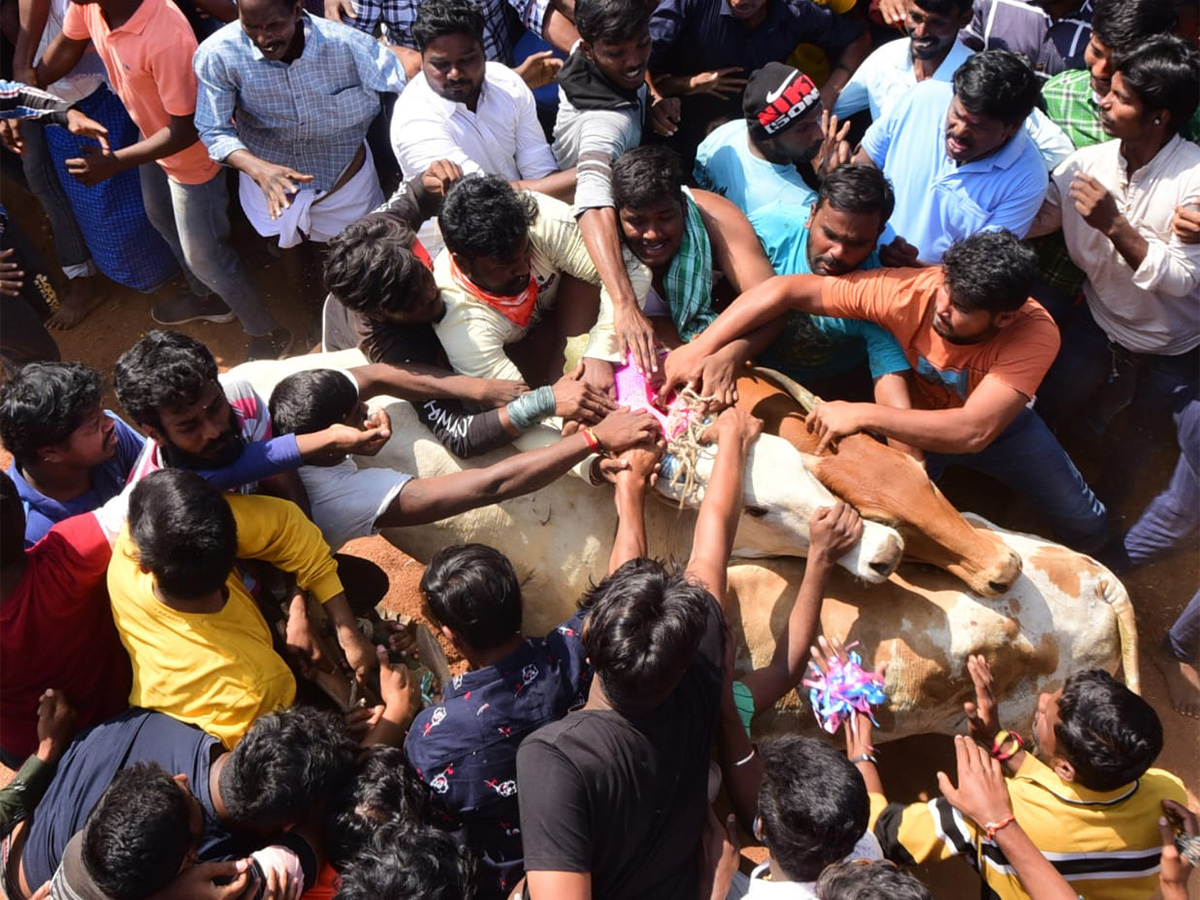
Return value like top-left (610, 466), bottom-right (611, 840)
top-left (162, 431), bottom-right (246, 470)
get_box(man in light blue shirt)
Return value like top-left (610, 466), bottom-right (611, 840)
top-left (693, 62), bottom-right (820, 216)
top-left (750, 165), bottom-right (911, 404)
top-left (834, 0), bottom-right (1072, 170)
top-left (854, 49), bottom-right (1048, 267)
top-left (194, 0), bottom-right (406, 246)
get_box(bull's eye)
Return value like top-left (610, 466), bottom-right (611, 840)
top-left (745, 505), bottom-right (768, 518)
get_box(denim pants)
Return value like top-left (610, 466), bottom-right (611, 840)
top-left (1035, 302), bottom-right (1199, 431)
top-left (1107, 400), bottom-right (1199, 663)
top-left (927, 407), bottom-right (1108, 552)
top-left (20, 117), bottom-right (96, 278)
top-left (139, 163), bottom-right (277, 336)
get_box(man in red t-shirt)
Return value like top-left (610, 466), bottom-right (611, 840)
top-left (0, 472), bottom-right (131, 766)
top-left (665, 230), bottom-right (1108, 552)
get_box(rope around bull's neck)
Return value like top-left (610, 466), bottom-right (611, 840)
top-left (665, 387), bottom-right (718, 508)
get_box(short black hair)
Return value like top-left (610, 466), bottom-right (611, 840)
top-left (816, 861), bottom-right (933, 900)
top-left (580, 557), bottom-right (714, 714)
top-left (128, 469), bottom-right (237, 601)
top-left (1092, 0), bottom-right (1179, 57)
top-left (325, 745), bottom-right (431, 867)
top-left (421, 544), bottom-right (524, 652)
top-left (758, 736), bottom-right (869, 882)
top-left (81, 762), bottom-right (194, 900)
top-left (612, 145), bottom-right (686, 213)
top-left (220, 706), bottom-right (358, 830)
top-left (1115, 35), bottom-right (1200, 138)
top-left (0, 361), bottom-right (104, 469)
top-left (0, 472), bottom-right (24, 569)
top-left (270, 370), bottom-right (360, 437)
top-left (1054, 668), bottom-right (1163, 792)
top-left (440, 175), bottom-right (539, 262)
top-left (114, 330), bottom-right (218, 431)
top-left (412, 0), bottom-right (485, 50)
top-left (575, 0), bottom-right (653, 45)
top-left (941, 231), bottom-right (1037, 314)
top-left (952, 50), bottom-right (1040, 126)
top-left (815, 165), bottom-right (895, 227)
top-left (334, 823), bottom-right (477, 900)
top-left (324, 213), bottom-right (428, 318)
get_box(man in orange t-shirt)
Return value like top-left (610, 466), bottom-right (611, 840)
top-left (666, 230), bottom-right (1108, 551)
top-left (35, 0), bottom-right (290, 360)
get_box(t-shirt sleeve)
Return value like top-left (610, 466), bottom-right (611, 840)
top-left (228, 494), bottom-right (344, 602)
top-left (859, 97), bottom-right (900, 168)
top-left (302, 464), bottom-right (411, 550)
top-left (516, 737), bottom-right (594, 874)
top-left (983, 311), bottom-right (1060, 400)
top-left (61, 3), bottom-right (89, 40)
top-left (819, 268), bottom-right (920, 332)
top-left (875, 797), bottom-right (975, 867)
top-left (853, 320), bottom-right (911, 377)
top-left (572, 110), bottom-right (642, 213)
top-left (147, 32), bottom-right (202, 117)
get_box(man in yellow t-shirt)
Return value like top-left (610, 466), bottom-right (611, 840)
top-left (107, 468), bottom-right (374, 748)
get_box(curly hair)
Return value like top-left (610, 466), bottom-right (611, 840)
top-left (439, 174), bottom-right (539, 261)
top-left (941, 231), bottom-right (1037, 313)
top-left (0, 361), bottom-right (104, 469)
top-left (113, 330), bottom-right (218, 431)
top-left (412, 0), bottom-right (486, 50)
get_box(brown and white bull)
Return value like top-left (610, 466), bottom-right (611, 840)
top-left (232, 352), bottom-right (1139, 738)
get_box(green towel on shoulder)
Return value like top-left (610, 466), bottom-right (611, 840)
top-left (663, 187), bottom-right (718, 342)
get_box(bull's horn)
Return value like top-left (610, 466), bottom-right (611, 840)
top-left (749, 366), bottom-right (825, 414)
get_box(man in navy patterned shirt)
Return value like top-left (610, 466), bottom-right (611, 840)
top-left (404, 543), bottom-right (591, 900)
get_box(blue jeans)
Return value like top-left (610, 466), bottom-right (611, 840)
top-left (1035, 302), bottom-right (1199, 432)
top-left (20, 117), bottom-right (96, 278)
top-left (139, 163), bottom-right (277, 336)
top-left (926, 407), bottom-right (1108, 552)
top-left (1105, 400), bottom-right (1199, 663)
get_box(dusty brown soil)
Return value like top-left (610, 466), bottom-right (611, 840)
top-left (1, 171), bottom-right (1196, 897)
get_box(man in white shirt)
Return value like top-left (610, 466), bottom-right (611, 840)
top-left (1031, 35), bottom-right (1200, 432)
top-left (391, 0), bottom-right (573, 200)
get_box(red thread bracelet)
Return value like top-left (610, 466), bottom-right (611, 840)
top-left (984, 814), bottom-right (1016, 840)
top-left (582, 427), bottom-right (602, 452)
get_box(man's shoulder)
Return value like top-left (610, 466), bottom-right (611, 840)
top-left (697, 118), bottom-right (747, 154)
top-left (484, 60), bottom-right (530, 94)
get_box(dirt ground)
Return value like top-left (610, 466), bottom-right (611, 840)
top-left (1, 171), bottom-right (1196, 897)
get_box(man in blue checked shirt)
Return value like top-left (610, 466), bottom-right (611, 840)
top-left (194, 0), bottom-right (406, 249)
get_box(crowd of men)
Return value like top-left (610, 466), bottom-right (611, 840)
top-left (0, 0), bottom-right (1197, 896)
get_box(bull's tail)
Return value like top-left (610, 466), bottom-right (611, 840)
top-left (1100, 570), bottom-right (1141, 694)
top-left (749, 366), bottom-right (823, 413)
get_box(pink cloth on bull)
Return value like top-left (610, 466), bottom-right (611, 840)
top-left (612, 354), bottom-right (693, 440)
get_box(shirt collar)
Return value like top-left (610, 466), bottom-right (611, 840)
top-left (444, 637), bottom-right (536, 698)
top-left (1119, 133), bottom-right (1184, 183)
top-left (114, 0), bottom-right (160, 36)
top-left (1013, 752), bottom-right (1141, 807)
top-left (425, 75), bottom-right (489, 117)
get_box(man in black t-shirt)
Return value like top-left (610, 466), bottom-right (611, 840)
top-left (516, 408), bottom-right (763, 900)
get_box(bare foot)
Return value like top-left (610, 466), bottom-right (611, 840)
top-left (47, 277), bottom-right (107, 330)
top-left (1152, 641), bottom-right (1200, 718)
